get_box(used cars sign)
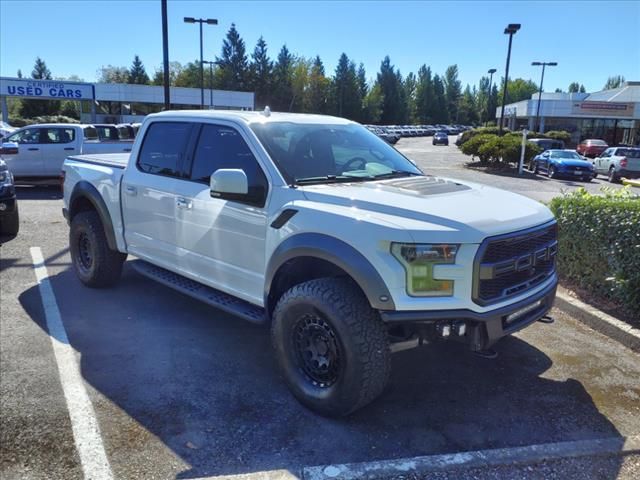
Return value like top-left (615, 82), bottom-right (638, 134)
top-left (0, 77), bottom-right (94, 100)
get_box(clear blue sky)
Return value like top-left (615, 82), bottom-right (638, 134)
top-left (1, 0), bottom-right (639, 93)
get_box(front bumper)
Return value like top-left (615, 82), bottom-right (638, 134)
top-left (380, 277), bottom-right (557, 350)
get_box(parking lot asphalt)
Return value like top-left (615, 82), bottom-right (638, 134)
top-left (1, 141), bottom-right (639, 480)
top-left (396, 136), bottom-right (626, 204)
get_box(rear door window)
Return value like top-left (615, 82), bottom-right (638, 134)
top-left (137, 122), bottom-right (194, 178)
top-left (43, 127), bottom-right (76, 144)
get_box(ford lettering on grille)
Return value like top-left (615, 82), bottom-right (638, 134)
top-left (473, 222), bottom-right (557, 306)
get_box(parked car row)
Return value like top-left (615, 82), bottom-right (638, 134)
top-left (365, 124), bottom-right (472, 143)
top-left (0, 123), bottom-right (138, 179)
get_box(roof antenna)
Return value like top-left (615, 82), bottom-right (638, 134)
top-left (262, 106), bottom-right (271, 117)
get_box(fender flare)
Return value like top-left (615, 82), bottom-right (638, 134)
top-left (265, 232), bottom-right (395, 311)
top-left (69, 181), bottom-right (118, 250)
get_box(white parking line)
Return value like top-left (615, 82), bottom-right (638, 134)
top-left (30, 247), bottom-right (113, 480)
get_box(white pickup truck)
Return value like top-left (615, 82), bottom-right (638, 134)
top-left (0, 123), bottom-right (133, 179)
top-left (62, 110), bottom-right (558, 416)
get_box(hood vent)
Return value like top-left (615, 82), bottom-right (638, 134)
top-left (379, 176), bottom-right (471, 196)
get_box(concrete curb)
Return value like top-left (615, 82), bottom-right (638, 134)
top-left (302, 435), bottom-right (640, 480)
top-left (554, 287), bottom-right (640, 354)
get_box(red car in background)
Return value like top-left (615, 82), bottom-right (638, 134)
top-left (576, 139), bottom-right (608, 158)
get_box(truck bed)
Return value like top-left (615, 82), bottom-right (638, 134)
top-left (68, 153), bottom-right (130, 169)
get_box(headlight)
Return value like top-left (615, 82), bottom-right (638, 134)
top-left (391, 243), bottom-right (458, 296)
top-left (0, 169), bottom-right (10, 185)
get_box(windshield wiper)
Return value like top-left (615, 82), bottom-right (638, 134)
top-left (368, 170), bottom-right (422, 180)
top-left (294, 175), bottom-right (371, 185)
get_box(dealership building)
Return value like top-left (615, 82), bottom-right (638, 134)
top-left (497, 81), bottom-right (640, 146)
top-left (0, 76), bottom-right (255, 124)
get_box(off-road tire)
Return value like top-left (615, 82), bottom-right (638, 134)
top-left (0, 205), bottom-right (19, 239)
top-left (271, 277), bottom-right (391, 417)
top-left (70, 211), bottom-right (126, 288)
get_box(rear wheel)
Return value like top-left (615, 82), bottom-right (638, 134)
top-left (70, 211), bottom-right (126, 287)
top-left (271, 277), bottom-right (390, 417)
top-left (608, 167), bottom-right (619, 183)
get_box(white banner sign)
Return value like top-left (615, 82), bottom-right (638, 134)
top-left (0, 77), bottom-right (94, 100)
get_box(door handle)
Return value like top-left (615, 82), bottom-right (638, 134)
top-left (123, 148), bottom-right (132, 152)
top-left (64, 147), bottom-right (75, 151)
top-left (176, 197), bottom-right (192, 210)
top-left (28, 147), bottom-right (39, 151)
top-left (124, 185), bottom-right (137, 196)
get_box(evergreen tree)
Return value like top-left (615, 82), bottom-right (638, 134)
top-left (603, 75), bottom-right (625, 90)
top-left (415, 65), bottom-right (434, 123)
top-left (404, 72), bottom-right (417, 123)
top-left (457, 85), bottom-right (477, 125)
top-left (376, 56), bottom-right (405, 124)
top-left (555, 88), bottom-right (563, 93)
top-left (216, 23), bottom-right (250, 90)
top-left (579, 84), bottom-right (586, 93)
top-left (128, 55), bottom-right (149, 84)
top-left (249, 36), bottom-right (273, 108)
top-left (21, 58), bottom-right (59, 118)
top-left (568, 82), bottom-right (581, 93)
top-left (31, 57), bottom-right (52, 79)
top-left (271, 45), bottom-right (294, 111)
top-left (444, 65), bottom-right (461, 122)
top-left (306, 55), bottom-right (330, 114)
top-left (16, 69), bottom-right (23, 79)
top-left (432, 74), bottom-right (449, 123)
top-left (331, 53), bottom-right (362, 120)
top-left (356, 63), bottom-right (368, 99)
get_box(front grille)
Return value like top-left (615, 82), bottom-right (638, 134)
top-left (473, 222), bottom-right (557, 306)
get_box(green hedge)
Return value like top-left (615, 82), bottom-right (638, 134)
top-left (8, 115), bottom-right (80, 127)
top-left (549, 188), bottom-right (640, 320)
top-left (460, 132), bottom-right (541, 165)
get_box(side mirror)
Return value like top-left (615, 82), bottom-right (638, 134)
top-left (0, 142), bottom-right (18, 155)
top-left (210, 168), bottom-right (248, 199)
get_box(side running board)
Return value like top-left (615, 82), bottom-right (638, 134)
top-left (130, 260), bottom-right (266, 324)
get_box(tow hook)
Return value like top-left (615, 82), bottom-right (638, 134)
top-left (538, 315), bottom-right (554, 324)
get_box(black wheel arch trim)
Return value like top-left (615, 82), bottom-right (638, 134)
top-left (265, 233), bottom-right (395, 311)
top-left (68, 181), bottom-right (118, 250)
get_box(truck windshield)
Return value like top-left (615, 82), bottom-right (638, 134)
top-left (250, 122), bottom-right (422, 184)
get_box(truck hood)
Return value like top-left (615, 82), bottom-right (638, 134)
top-left (299, 175), bottom-right (553, 244)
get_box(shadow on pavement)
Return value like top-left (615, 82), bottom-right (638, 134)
top-left (15, 185), bottom-right (62, 200)
top-left (18, 264), bottom-right (625, 479)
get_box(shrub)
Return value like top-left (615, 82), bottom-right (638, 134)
top-left (7, 115), bottom-right (79, 127)
top-left (549, 188), bottom-right (640, 321)
top-left (545, 130), bottom-right (571, 143)
top-left (460, 133), bottom-right (499, 162)
top-left (457, 126), bottom-right (505, 147)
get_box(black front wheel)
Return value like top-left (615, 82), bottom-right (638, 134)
top-left (608, 167), bottom-right (619, 183)
top-left (70, 211), bottom-right (126, 288)
top-left (0, 205), bottom-right (19, 239)
top-left (271, 278), bottom-right (391, 417)
top-left (548, 166), bottom-right (557, 178)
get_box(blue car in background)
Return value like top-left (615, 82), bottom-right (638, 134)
top-left (530, 149), bottom-right (595, 182)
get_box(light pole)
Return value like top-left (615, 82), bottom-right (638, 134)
top-left (498, 23), bottom-right (521, 134)
top-left (202, 60), bottom-right (217, 109)
top-left (531, 61), bottom-right (557, 133)
top-left (485, 68), bottom-right (496, 127)
top-left (184, 16), bottom-right (218, 109)
top-left (161, 0), bottom-right (170, 110)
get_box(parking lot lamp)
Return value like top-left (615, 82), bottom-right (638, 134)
top-left (485, 68), bottom-right (497, 127)
top-left (202, 60), bottom-right (218, 108)
top-left (498, 24), bottom-right (521, 134)
top-left (184, 17), bottom-right (218, 109)
top-left (532, 61), bottom-right (557, 133)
